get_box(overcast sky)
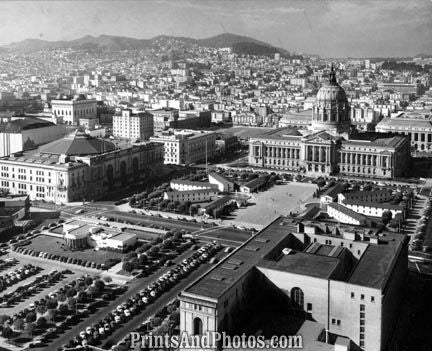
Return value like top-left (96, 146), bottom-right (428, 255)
top-left (0, 0), bottom-right (430, 57)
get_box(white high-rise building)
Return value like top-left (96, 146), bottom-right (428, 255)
top-left (113, 109), bottom-right (154, 141)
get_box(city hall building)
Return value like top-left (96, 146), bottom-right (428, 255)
top-left (179, 217), bottom-right (408, 351)
top-left (248, 68), bottom-right (410, 178)
top-left (0, 129), bottom-right (163, 203)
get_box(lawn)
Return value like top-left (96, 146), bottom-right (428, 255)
top-left (24, 235), bottom-right (125, 264)
top-left (227, 182), bottom-right (317, 227)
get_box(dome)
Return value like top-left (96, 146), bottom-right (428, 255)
top-left (310, 65), bottom-right (351, 134)
top-left (38, 128), bottom-right (116, 156)
top-left (316, 81), bottom-right (348, 104)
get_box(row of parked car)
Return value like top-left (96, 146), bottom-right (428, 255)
top-left (411, 197), bottom-right (432, 252)
top-left (64, 241), bottom-right (221, 349)
top-left (12, 246), bottom-right (103, 270)
top-left (25, 276), bottom-right (124, 349)
top-left (0, 264), bottom-right (41, 292)
top-left (0, 269), bottom-right (69, 307)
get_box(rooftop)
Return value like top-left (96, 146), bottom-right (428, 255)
top-left (0, 117), bottom-right (54, 133)
top-left (348, 233), bottom-right (407, 289)
top-left (344, 132), bottom-right (407, 149)
top-left (258, 251), bottom-right (342, 279)
top-left (327, 202), bottom-right (369, 222)
top-left (183, 215), bottom-right (407, 299)
top-left (38, 129), bottom-right (115, 156)
top-left (250, 127), bottom-right (303, 140)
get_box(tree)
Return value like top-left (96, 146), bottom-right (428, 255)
top-left (58, 304), bottom-right (68, 315)
top-left (317, 180), bottom-right (326, 189)
top-left (150, 246), bottom-right (160, 255)
top-left (84, 277), bottom-right (93, 286)
top-left (57, 293), bottom-right (67, 303)
top-left (77, 291), bottom-right (87, 303)
top-left (382, 210), bottom-right (393, 225)
top-left (25, 322), bottom-right (35, 337)
top-left (2, 326), bottom-right (13, 339)
top-left (25, 312), bottom-right (37, 324)
top-left (352, 184), bottom-right (361, 191)
top-left (66, 287), bottom-right (77, 298)
top-left (126, 252), bottom-right (137, 260)
top-left (176, 203), bottom-right (187, 214)
top-left (46, 298), bottom-right (58, 310)
top-left (46, 309), bottom-right (57, 322)
top-left (67, 298), bottom-right (77, 312)
top-left (0, 315), bottom-right (10, 326)
top-left (94, 280), bottom-right (105, 291)
top-left (13, 318), bottom-right (25, 331)
top-left (138, 254), bottom-right (148, 266)
top-left (169, 311), bottom-right (180, 325)
top-left (36, 317), bottom-right (47, 329)
top-left (150, 317), bottom-right (163, 328)
top-left (35, 305), bottom-right (47, 315)
top-left (122, 261), bottom-right (134, 272)
top-left (189, 205), bottom-right (198, 215)
top-left (363, 184), bottom-right (373, 191)
top-left (87, 286), bottom-right (97, 300)
top-left (103, 276), bottom-right (112, 283)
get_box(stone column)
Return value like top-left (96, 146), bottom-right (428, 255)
top-left (312, 146), bottom-right (315, 162)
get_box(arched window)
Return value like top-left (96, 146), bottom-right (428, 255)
top-left (193, 317), bottom-right (203, 335)
top-left (291, 287), bottom-right (304, 309)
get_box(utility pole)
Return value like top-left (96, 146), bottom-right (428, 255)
top-left (205, 138), bottom-right (208, 175)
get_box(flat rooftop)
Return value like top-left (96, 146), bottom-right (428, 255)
top-left (348, 232), bottom-right (406, 289)
top-left (251, 127), bottom-right (303, 140)
top-left (184, 216), bottom-right (407, 300)
top-left (185, 217), bottom-right (290, 299)
top-left (258, 251), bottom-right (342, 279)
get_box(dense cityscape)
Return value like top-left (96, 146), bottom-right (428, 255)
top-left (0, 1), bottom-right (430, 351)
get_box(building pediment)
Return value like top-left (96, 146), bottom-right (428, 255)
top-left (302, 131), bottom-right (340, 144)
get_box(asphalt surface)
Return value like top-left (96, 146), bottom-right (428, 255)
top-left (43, 248), bottom-right (224, 351)
top-left (100, 256), bottom-right (222, 349)
top-left (103, 210), bottom-right (252, 244)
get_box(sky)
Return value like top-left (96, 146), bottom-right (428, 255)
top-left (0, 0), bottom-right (431, 57)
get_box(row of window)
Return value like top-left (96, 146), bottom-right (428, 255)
top-left (351, 293), bottom-right (375, 303)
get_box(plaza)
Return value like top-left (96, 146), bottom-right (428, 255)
top-left (227, 182), bottom-right (317, 228)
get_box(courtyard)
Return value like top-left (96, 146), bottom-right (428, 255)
top-left (225, 182), bottom-right (317, 228)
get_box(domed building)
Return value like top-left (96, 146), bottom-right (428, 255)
top-left (248, 65), bottom-right (411, 178)
top-left (0, 129), bottom-right (164, 203)
top-left (311, 66), bottom-right (351, 135)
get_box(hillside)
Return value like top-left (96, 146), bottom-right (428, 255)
top-left (1, 33), bottom-right (292, 57)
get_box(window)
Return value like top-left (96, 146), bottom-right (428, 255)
top-left (307, 303), bottom-right (312, 311)
top-left (291, 287), bottom-right (304, 309)
top-left (193, 317), bottom-right (203, 336)
top-left (361, 294), bottom-right (365, 300)
top-left (371, 296), bottom-right (375, 303)
top-left (360, 304), bottom-right (365, 311)
top-left (337, 320), bottom-right (341, 326)
top-left (331, 318), bottom-right (336, 325)
top-left (360, 312), bottom-right (365, 318)
top-left (351, 292), bottom-right (355, 299)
